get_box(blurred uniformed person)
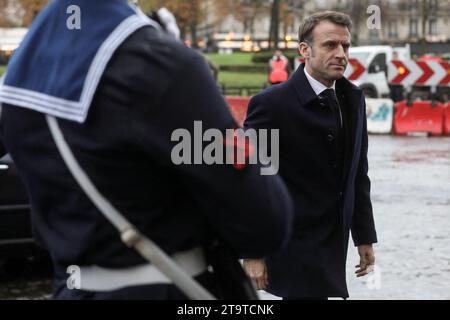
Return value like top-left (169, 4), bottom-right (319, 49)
top-left (0, 0), bottom-right (293, 300)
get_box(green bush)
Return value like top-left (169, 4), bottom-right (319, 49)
top-left (206, 53), bottom-right (255, 66)
top-left (252, 50), bottom-right (299, 66)
top-left (219, 65), bottom-right (267, 73)
top-left (218, 71), bottom-right (267, 88)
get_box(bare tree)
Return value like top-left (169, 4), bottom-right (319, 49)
top-left (0, 0), bottom-right (9, 27)
top-left (338, 0), bottom-right (389, 46)
top-left (139, 0), bottom-right (207, 44)
top-left (213, 0), bottom-right (268, 38)
top-left (1, 0), bottom-right (25, 27)
top-left (420, 0), bottom-right (429, 42)
top-left (347, 0), bottom-right (370, 46)
top-left (280, 1), bottom-right (296, 41)
top-left (18, 0), bottom-right (47, 27)
top-left (269, 0), bottom-right (281, 49)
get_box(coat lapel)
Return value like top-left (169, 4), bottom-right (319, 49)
top-left (288, 65), bottom-right (319, 109)
top-left (289, 64), bottom-right (364, 186)
top-left (336, 77), bottom-right (364, 185)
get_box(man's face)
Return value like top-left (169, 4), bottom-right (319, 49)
top-left (299, 21), bottom-right (351, 86)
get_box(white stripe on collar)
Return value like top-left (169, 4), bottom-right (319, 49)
top-left (0, 9), bottom-right (161, 124)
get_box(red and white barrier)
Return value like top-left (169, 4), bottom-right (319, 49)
top-left (388, 60), bottom-right (450, 87)
top-left (224, 95), bottom-right (450, 137)
top-left (344, 57), bottom-right (450, 89)
top-left (444, 103), bottom-right (450, 136)
top-left (394, 101), bottom-right (446, 136)
top-left (366, 98), bottom-right (394, 134)
top-left (345, 58), bottom-right (367, 81)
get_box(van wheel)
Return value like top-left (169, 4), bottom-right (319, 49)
top-left (362, 87), bottom-right (377, 98)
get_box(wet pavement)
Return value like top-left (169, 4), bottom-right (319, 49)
top-left (261, 135), bottom-right (450, 300)
top-left (0, 256), bottom-right (53, 300)
top-left (345, 135), bottom-right (450, 300)
top-left (1, 135), bottom-right (449, 300)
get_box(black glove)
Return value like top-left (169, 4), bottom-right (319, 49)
top-left (205, 239), bottom-right (259, 300)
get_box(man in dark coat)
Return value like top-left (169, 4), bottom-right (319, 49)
top-left (243, 11), bottom-right (377, 299)
top-left (0, 1), bottom-right (293, 299)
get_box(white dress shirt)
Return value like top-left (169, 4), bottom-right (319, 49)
top-left (304, 67), bottom-right (336, 96)
top-left (304, 67), bottom-right (343, 126)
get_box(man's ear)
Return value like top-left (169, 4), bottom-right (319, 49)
top-left (299, 42), bottom-right (310, 59)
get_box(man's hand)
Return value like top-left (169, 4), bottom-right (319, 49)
top-left (355, 244), bottom-right (375, 278)
top-left (243, 259), bottom-right (268, 290)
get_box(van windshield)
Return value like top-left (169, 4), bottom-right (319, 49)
top-left (349, 52), bottom-right (370, 63)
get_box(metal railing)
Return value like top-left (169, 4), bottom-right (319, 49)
top-left (219, 84), bottom-right (268, 97)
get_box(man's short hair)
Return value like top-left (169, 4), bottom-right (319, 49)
top-left (298, 11), bottom-right (352, 44)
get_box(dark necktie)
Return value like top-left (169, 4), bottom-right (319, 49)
top-left (320, 88), bottom-right (346, 183)
top-left (321, 88), bottom-right (343, 128)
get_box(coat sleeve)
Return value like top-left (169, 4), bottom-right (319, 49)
top-left (124, 36), bottom-right (293, 259)
top-left (351, 98), bottom-right (378, 246)
top-left (0, 139), bottom-right (5, 158)
top-left (0, 106), bottom-right (6, 158)
top-left (244, 93), bottom-right (273, 131)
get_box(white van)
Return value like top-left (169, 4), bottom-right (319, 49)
top-left (346, 45), bottom-right (411, 98)
top-left (0, 28), bottom-right (28, 64)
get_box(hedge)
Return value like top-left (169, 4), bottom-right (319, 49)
top-left (252, 50), bottom-right (299, 66)
top-left (219, 65), bottom-right (267, 73)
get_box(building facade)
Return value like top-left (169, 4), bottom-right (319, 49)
top-left (203, 0), bottom-right (450, 49)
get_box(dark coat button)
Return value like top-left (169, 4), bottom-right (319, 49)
top-left (327, 134), bottom-right (335, 142)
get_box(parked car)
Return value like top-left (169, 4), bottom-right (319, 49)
top-left (0, 154), bottom-right (39, 259)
